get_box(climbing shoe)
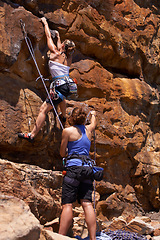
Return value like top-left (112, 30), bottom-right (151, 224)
top-left (18, 133), bottom-right (34, 143)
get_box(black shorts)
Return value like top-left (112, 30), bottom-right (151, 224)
top-left (61, 166), bottom-right (93, 205)
top-left (46, 83), bottom-right (70, 105)
top-left (46, 94), bottom-right (62, 105)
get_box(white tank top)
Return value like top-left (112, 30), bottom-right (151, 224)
top-left (48, 60), bottom-right (70, 78)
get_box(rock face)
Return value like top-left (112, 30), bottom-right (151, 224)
top-left (0, 159), bottom-right (62, 224)
top-left (0, 0), bottom-right (160, 238)
top-left (0, 194), bottom-right (41, 240)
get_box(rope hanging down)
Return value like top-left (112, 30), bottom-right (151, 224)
top-left (93, 130), bottom-right (96, 213)
top-left (85, 111), bottom-right (102, 236)
top-left (85, 111), bottom-right (97, 212)
top-left (20, 19), bottom-right (64, 130)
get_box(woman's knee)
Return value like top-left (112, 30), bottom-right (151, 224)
top-left (39, 102), bottom-right (52, 114)
top-left (80, 199), bottom-right (92, 208)
top-left (62, 203), bottom-right (73, 211)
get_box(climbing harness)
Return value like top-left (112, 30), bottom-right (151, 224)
top-left (20, 19), bottom-right (64, 130)
top-left (51, 74), bottom-right (78, 97)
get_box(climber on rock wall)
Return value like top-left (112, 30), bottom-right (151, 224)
top-left (18, 17), bottom-right (76, 143)
top-left (58, 107), bottom-right (97, 240)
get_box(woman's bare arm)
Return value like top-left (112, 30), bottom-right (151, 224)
top-left (55, 31), bottom-right (62, 51)
top-left (87, 111), bottom-right (96, 131)
top-left (60, 128), bottom-right (69, 157)
top-left (85, 111), bottom-right (96, 140)
top-left (41, 17), bottom-right (57, 53)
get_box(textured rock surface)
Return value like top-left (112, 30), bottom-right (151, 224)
top-left (0, 159), bottom-right (160, 239)
top-left (41, 229), bottom-right (77, 240)
top-left (0, 0), bottom-right (160, 238)
top-left (0, 194), bottom-right (41, 240)
top-left (0, 159), bottom-right (62, 224)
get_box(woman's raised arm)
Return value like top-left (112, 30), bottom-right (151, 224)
top-left (41, 17), bottom-right (58, 53)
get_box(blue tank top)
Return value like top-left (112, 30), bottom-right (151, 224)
top-left (66, 125), bottom-right (91, 167)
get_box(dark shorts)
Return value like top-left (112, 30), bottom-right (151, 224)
top-left (46, 83), bottom-right (70, 105)
top-left (62, 166), bottom-right (93, 205)
top-left (46, 94), bottom-right (62, 105)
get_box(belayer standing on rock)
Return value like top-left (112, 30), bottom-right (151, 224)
top-left (18, 17), bottom-right (76, 143)
top-left (58, 107), bottom-right (97, 240)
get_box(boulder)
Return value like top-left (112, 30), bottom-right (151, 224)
top-left (0, 194), bottom-right (40, 240)
top-left (0, 159), bottom-right (62, 224)
top-left (125, 217), bottom-right (154, 235)
top-left (42, 229), bottom-right (77, 240)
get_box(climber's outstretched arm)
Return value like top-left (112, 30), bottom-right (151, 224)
top-left (86, 111), bottom-right (96, 131)
top-left (41, 17), bottom-right (61, 53)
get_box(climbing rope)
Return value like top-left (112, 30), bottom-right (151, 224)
top-left (93, 129), bottom-right (102, 235)
top-left (85, 111), bottom-right (98, 220)
top-left (85, 111), bottom-right (97, 211)
top-left (93, 130), bottom-right (96, 213)
top-left (20, 19), bottom-right (64, 130)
